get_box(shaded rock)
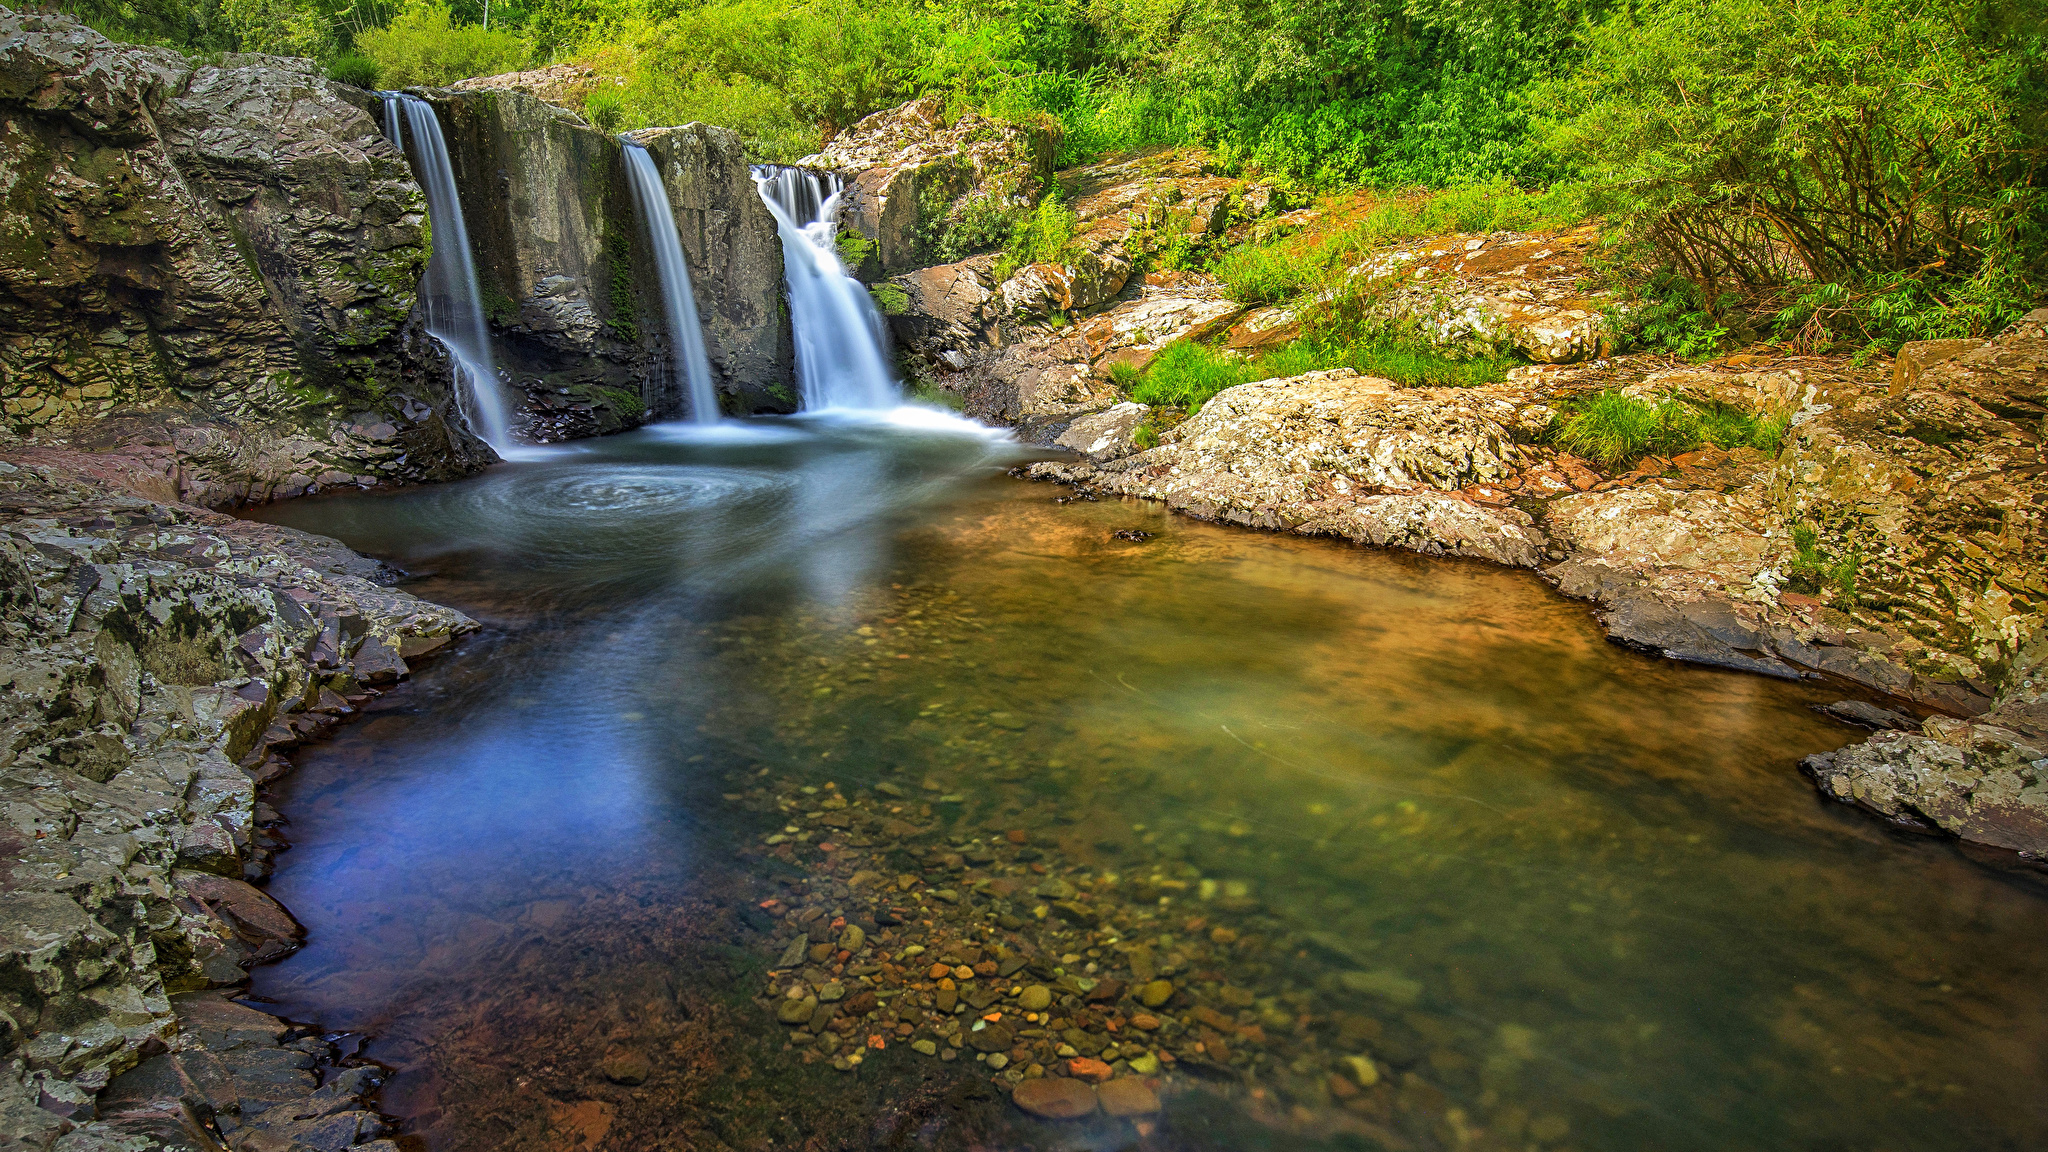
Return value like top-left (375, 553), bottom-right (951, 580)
top-left (1817, 700), bottom-right (1917, 730)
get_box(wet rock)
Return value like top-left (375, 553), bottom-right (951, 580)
top-left (1138, 980), bottom-right (1175, 1008)
top-left (968, 1023), bottom-right (1014, 1053)
top-left (1068, 1056), bottom-right (1115, 1083)
top-left (1097, 1076), bottom-right (1162, 1117)
top-left (1019, 986), bottom-right (1053, 1011)
top-left (778, 996), bottom-right (818, 1024)
top-left (1338, 970), bottom-right (1423, 1005)
top-left (1817, 700), bottom-right (1917, 730)
top-left (1011, 1076), bottom-right (1099, 1120)
top-left (599, 1047), bottom-right (653, 1085)
top-left (0, 12), bottom-right (486, 499)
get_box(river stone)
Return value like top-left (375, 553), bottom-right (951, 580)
top-left (1011, 1076), bottom-right (1098, 1120)
top-left (839, 924), bottom-right (866, 951)
top-left (1138, 980), bottom-right (1174, 1008)
top-left (818, 982), bottom-right (846, 1002)
top-left (1339, 969), bottom-right (1423, 1005)
top-left (778, 996), bottom-right (818, 1024)
top-left (968, 1023), bottom-right (1014, 1053)
top-left (600, 1047), bottom-right (653, 1085)
top-left (1096, 1077), bottom-right (1162, 1118)
top-left (1019, 985), bottom-right (1053, 1011)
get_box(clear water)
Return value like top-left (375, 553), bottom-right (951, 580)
top-left (244, 421), bottom-right (2048, 1152)
top-left (622, 143), bottom-right (720, 424)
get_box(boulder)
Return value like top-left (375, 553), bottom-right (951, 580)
top-left (1055, 403), bottom-right (1150, 463)
top-left (1803, 720), bottom-right (2047, 855)
top-left (1011, 1075), bottom-right (1098, 1120)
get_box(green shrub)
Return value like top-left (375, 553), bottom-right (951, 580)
top-left (585, 89), bottom-right (626, 132)
top-left (356, 0), bottom-right (527, 89)
top-left (1789, 523), bottom-right (1861, 602)
top-left (1212, 243), bottom-right (1309, 304)
top-left (1549, 0), bottom-right (2046, 347)
top-left (326, 55), bottom-right (381, 89)
top-left (994, 192), bottom-right (1078, 280)
top-left (1550, 391), bottom-right (1787, 467)
top-left (1106, 361), bottom-right (1142, 392)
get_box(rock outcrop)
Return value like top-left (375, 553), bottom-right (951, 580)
top-left (0, 10), bottom-right (490, 504)
top-left (0, 450), bottom-right (474, 1143)
top-left (422, 88), bottom-right (795, 432)
top-left (1026, 311), bottom-right (2048, 858)
top-left (800, 96), bottom-right (1056, 279)
top-left (1029, 369), bottom-right (1547, 567)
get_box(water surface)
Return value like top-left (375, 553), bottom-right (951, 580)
top-left (246, 417), bottom-right (2048, 1152)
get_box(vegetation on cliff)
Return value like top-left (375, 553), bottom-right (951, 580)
top-left (65, 0), bottom-right (2048, 349)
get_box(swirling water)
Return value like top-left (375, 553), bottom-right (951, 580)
top-left (244, 420), bottom-right (2048, 1151)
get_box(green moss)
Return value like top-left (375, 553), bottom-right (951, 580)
top-left (870, 283), bottom-right (910, 316)
top-left (480, 280), bottom-right (519, 328)
top-left (596, 385), bottom-right (646, 421)
top-left (604, 222), bottom-right (641, 344)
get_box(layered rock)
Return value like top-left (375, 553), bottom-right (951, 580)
top-left (1347, 224), bottom-right (1619, 363)
top-left (0, 450), bottom-right (473, 1142)
top-left (0, 11), bottom-right (490, 504)
top-left (421, 89), bottom-right (795, 431)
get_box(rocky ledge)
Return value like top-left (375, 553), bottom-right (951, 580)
top-left (0, 10), bottom-right (490, 505)
top-left (1026, 313), bottom-right (2048, 860)
top-left (1, 448), bottom-right (474, 1149)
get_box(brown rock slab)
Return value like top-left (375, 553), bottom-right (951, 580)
top-left (1096, 1076), bottom-right (1161, 1118)
top-left (1012, 1076), bottom-right (1098, 1120)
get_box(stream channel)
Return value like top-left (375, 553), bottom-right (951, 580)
top-left (242, 414), bottom-right (2048, 1152)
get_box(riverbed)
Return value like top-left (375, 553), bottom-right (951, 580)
top-left (244, 414), bottom-right (2048, 1151)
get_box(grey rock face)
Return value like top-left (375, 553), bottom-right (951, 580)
top-left (1031, 369), bottom-right (1548, 568)
top-left (423, 89), bottom-right (795, 431)
top-left (0, 12), bottom-right (489, 503)
top-left (1054, 402), bottom-right (1149, 462)
top-left (0, 452), bottom-right (473, 1123)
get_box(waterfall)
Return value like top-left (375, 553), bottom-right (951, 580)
top-left (751, 165), bottom-right (901, 411)
top-left (379, 93), bottom-right (521, 457)
top-left (621, 144), bottom-right (719, 424)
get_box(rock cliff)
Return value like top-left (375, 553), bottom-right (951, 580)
top-left (0, 450), bottom-right (473, 1147)
top-left (421, 87), bottom-right (795, 432)
top-left (0, 10), bottom-right (491, 505)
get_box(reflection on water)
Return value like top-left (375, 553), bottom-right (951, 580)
top-left (246, 417), bottom-right (2048, 1152)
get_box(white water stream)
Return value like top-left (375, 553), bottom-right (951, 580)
top-left (622, 143), bottom-right (720, 424)
top-left (751, 165), bottom-right (902, 411)
top-left (380, 94), bottom-right (527, 459)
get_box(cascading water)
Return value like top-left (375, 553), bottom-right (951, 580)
top-left (379, 93), bottom-right (521, 457)
top-left (751, 165), bottom-right (901, 411)
top-left (621, 143), bottom-right (719, 424)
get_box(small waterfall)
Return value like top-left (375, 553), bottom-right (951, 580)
top-left (751, 164), bottom-right (901, 411)
top-left (621, 143), bottom-right (719, 424)
top-left (379, 93), bottom-right (520, 456)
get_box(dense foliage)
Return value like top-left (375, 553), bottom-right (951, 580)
top-left (55, 0), bottom-right (2047, 346)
